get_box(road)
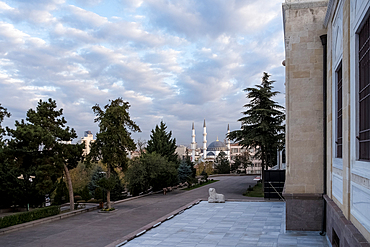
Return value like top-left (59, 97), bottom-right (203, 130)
top-left (0, 175), bottom-right (258, 247)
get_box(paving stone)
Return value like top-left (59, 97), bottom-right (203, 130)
top-left (123, 201), bottom-right (330, 247)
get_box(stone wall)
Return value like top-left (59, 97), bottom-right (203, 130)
top-left (282, 0), bottom-right (328, 231)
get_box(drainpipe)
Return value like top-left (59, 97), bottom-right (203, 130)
top-left (320, 34), bottom-right (327, 236)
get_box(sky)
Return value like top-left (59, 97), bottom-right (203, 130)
top-left (0, 0), bottom-right (285, 147)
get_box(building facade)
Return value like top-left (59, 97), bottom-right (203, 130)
top-left (283, 0), bottom-right (370, 245)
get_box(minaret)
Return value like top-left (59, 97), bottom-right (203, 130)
top-left (203, 119), bottom-right (207, 160)
top-left (191, 122), bottom-right (196, 161)
top-left (227, 124), bottom-right (231, 161)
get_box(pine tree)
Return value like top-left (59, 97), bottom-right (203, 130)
top-left (178, 160), bottom-right (192, 183)
top-left (214, 151), bottom-right (230, 174)
top-left (146, 121), bottom-right (178, 164)
top-left (228, 72), bottom-right (285, 183)
top-left (6, 99), bottom-right (83, 210)
top-left (87, 98), bottom-right (140, 209)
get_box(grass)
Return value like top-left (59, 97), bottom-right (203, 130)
top-left (182, 180), bottom-right (219, 191)
top-left (243, 182), bottom-right (264, 197)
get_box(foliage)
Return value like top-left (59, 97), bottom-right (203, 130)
top-left (228, 72), bottom-right (285, 180)
top-left (88, 166), bottom-right (106, 197)
top-left (182, 180), bottom-right (218, 191)
top-left (87, 98), bottom-right (140, 170)
top-left (0, 206), bottom-right (60, 229)
top-left (177, 160), bottom-right (192, 183)
top-left (231, 152), bottom-right (252, 173)
top-left (200, 170), bottom-right (208, 181)
top-left (185, 149), bottom-right (196, 178)
top-left (126, 152), bottom-right (178, 196)
top-left (53, 178), bottom-right (69, 205)
top-left (87, 98), bottom-right (140, 208)
top-left (243, 183), bottom-right (263, 197)
top-left (214, 151), bottom-right (230, 174)
top-left (146, 121), bottom-right (178, 164)
top-left (80, 186), bottom-right (91, 202)
top-left (196, 161), bottom-right (214, 176)
top-left (4, 99), bottom-right (82, 208)
top-left (70, 162), bottom-right (95, 194)
top-left (94, 187), bottom-right (103, 201)
top-left (0, 104), bottom-right (11, 144)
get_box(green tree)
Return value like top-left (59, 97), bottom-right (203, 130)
top-left (231, 152), bottom-right (252, 173)
top-left (0, 104), bottom-right (11, 144)
top-left (88, 166), bottom-right (106, 197)
top-left (6, 99), bottom-right (83, 210)
top-left (0, 105), bottom-right (20, 208)
top-left (146, 121), bottom-right (178, 164)
top-left (178, 160), bottom-right (192, 183)
top-left (185, 149), bottom-right (196, 178)
top-left (53, 178), bottom-right (69, 205)
top-left (228, 72), bottom-right (285, 185)
top-left (87, 98), bottom-right (140, 209)
top-left (214, 151), bottom-right (230, 174)
top-left (126, 153), bottom-right (178, 196)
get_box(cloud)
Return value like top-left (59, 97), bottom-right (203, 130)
top-left (0, 0), bottom-right (285, 145)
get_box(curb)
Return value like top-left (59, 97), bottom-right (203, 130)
top-left (105, 199), bottom-right (203, 247)
top-left (0, 205), bottom-right (99, 235)
top-left (0, 191), bottom-right (162, 235)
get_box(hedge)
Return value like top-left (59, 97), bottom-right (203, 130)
top-left (0, 206), bottom-right (60, 229)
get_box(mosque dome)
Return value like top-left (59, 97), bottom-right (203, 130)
top-left (207, 140), bottom-right (227, 151)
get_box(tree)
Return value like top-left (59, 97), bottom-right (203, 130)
top-left (178, 160), bottom-right (192, 183)
top-left (0, 104), bottom-right (11, 144)
top-left (126, 153), bottom-right (178, 196)
top-left (185, 149), bottom-right (196, 178)
top-left (231, 152), bottom-right (252, 173)
top-left (6, 99), bottom-right (83, 211)
top-left (214, 151), bottom-right (230, 174)
top-left (87, 98), bottom-right (140, 209)
top-left (196, 161), bottom-right (214, 176)
top-left (146, 121), bottom-right (178, 164)
top-left (136, 138), bottom-right (147, 153)
top-left (228, 72), bottom-right (285, 185)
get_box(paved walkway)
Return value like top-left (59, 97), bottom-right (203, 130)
top-left (0, 176), bottom-right (258, 247)
top-left (123, 201), bottom-right (330, 247)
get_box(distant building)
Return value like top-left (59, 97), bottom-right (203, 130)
top-left (175, 145), bottom-right (187, 159)
top-left (191, 119), bottom-right (230, 162)
top-left (230, 143), bottom-right (263, 174)
top-left (77, 130), bottom-right (95, 156)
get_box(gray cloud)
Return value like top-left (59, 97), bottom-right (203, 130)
top-left (0, 0), bottom-right (285, 145)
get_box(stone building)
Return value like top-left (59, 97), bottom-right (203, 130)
top-left (77, 130), bottom-right (95, 156)
top-left (282, 0), bottom-right (370, 246)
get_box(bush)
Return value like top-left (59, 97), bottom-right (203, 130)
top-left (0, 206), bottom-right (60, 229)
top-left (87, 199), bottom-right (99, 203)
top-left (74, 195), bottom-right (82, 201)
top-left (80, 186), bottom-right (91, 202)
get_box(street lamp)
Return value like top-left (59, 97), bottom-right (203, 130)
top-left (17, 174), bottom-right (35, 211)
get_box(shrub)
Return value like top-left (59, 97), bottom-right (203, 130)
top-left (80, 186), bottom-right (91, 201)
top-left (0, 206), bottom-right (60, 229)
top-left (74, 195), bottom-right (82, 201)
top-left (87, 199), bottom-right (99, 203)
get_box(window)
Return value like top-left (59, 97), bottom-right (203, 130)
top-left (336, 63), bottom-right (343, 158)
top-left (359, 16), bottom-right (370, 161)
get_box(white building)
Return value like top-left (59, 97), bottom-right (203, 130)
top-left (77, 130), bottom-right (95, 156)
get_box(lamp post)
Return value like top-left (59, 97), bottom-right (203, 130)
top-left (17, 174), bottom-right (35, 211)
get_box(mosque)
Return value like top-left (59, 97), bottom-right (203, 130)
top-left (191, 119), bottom-right (230, 162)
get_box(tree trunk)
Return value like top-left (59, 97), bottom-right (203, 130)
top-left (63, 164), bottom-right (74, 211)
top-left (106, 167), bottom-right (111, 209)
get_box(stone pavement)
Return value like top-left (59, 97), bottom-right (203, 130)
top-left (122, 201), bottom-right (330, 247)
